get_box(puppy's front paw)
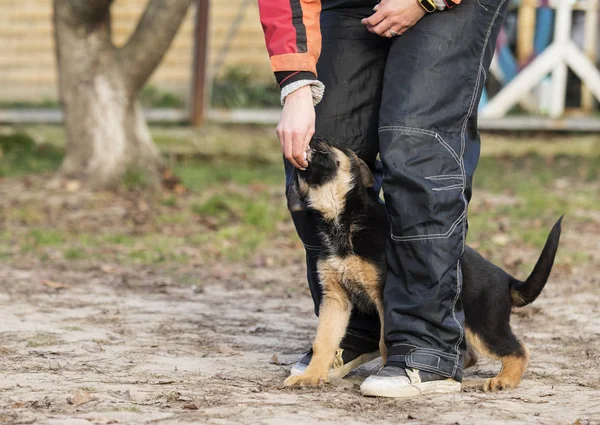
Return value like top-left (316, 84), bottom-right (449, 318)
top-left (483, 376), bottom-right (518, 392)
top-left (284, 373), bottom-right (326, 387)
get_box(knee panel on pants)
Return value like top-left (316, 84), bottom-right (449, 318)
top-left (379, 126), bottom-right (466, 242)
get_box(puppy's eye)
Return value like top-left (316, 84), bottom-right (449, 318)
top-left (336, 161), bottom-right (340, 166)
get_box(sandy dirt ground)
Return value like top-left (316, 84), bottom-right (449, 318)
top-left (1, 242), bottom-right (599, 425)
top-left (0, 177), bottom-right (599, 424)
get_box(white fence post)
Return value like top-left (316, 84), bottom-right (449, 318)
top-left (481, 0), bottom-right (600, 119)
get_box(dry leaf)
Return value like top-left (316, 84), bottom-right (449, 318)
top-left (151, 380), bottom-right (175, 385)
top-left (42, 280), bottom-right (70, 290)
top-left (100, 264), bottom-right (118, 274)
top-left (491, 234), bottom-right (509, 246)
top-left (183, 402), bottom-right (199, 410)
top-left (269, 354), bottom-right (281, 365)
top-left (65, 180), bottom-right (81, 192)
top-left (217, 343), bottom-right (234, 354)
top-left (67, 390), bottom-right (94, 406)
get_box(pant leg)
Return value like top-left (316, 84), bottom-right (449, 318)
top-left (378, 0), bottom-right (508, 380)
top-left (285, 6), bottom-right (391, 351)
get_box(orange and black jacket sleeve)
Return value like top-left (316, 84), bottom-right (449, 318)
top-left (258, 0), bottom-right (322, 90)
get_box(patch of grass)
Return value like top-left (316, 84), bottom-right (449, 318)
top-left (473, 155), bottom-right (599, 239)
top-left (192, 191), bottom-right (285, 230)
top-left (215, 226), bottom-right (271, 260)
top-left (120, 166), bottom-right (152, 191)
top-left (191, 195), bottom-right (236, 219)
top-left (62, 326), bottom-right (83, 332)
top-left (27, 229), bottom-right (65, 246)
top-left (0, 99), bottom-right (59, 109)
top-left (13, 207), bottom-right (46, 227)
top-left (103, 234), bottom-right (136, 246)
top-left (128, 249), bottom-right (164, 264)
top-left (127, 237), bottom-right (189, 265)
top-left (174, 161), bottom-right (283, 192)
top-left (109, 405), bottom-right (141, 413)
top-left (156, 212), bottom-right (191, 225)
top-left (476, 155), bottom-right (600, 196)
top-left (0, 132), bottom-right (63, 177)
top-left (63, 248), bottom-right (86, 260)
top-left (26, 334), bottom-right (59, 348)
top-left (161, 195), bottom-right (177, 208)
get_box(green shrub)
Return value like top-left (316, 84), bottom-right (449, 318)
top-left (211, 68), bottom-right (280, 109)
top-left (140, 85), bottom-right (185, 108)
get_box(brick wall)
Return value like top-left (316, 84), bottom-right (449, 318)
top-left (0, 0), bottom-right (272, 103)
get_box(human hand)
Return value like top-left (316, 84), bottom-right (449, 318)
top-left (277, 85), bottom-right (315, 170)
top-left (361, 0), bottom-right (426, 38)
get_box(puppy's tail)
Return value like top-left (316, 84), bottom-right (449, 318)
top-left (510, 216), bottom-right (563, 308)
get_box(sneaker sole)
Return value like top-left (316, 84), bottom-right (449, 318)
top-left (360, 378), bottom-right (461, 398)
top-left (290, 351), bottom-right (381, 380)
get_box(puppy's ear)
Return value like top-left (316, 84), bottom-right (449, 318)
top-left (353, 155), bottom-right (375, 188)
top-left (286, 172), bottom-right (307, 212)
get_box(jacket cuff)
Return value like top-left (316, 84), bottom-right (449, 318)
top-left (280, 79), bottom-right (325, 106)
top-left (276, 71), bottom-right (317, 89)
top-left (270, 53), bottom-right (318, 75)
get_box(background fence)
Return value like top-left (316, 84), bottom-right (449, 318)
top-left (1, 0), bottom-right (599, 129)
top-left (0, 0), bottom-right (272, 117)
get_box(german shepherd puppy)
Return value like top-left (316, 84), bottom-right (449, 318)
top-left (283, 137), bottom-right (562, 391)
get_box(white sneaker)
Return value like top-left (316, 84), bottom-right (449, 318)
top-left (360, 366), bottom-right (461, 398)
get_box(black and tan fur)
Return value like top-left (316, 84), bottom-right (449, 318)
top-left (283, 137), bottom-right (562, 391)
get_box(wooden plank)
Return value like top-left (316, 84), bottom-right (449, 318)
top-left (581, 0), bottom-right (599, 112)
top-left (517, 0), bottom-right (537, 65)
top-left (548, 0), bottom-right (572, 118)
top-left (565, 41), bottom-right (600, 102)
top-left (207, 110), bottom-right (600, 132)
top-left (479, 116), bottom-right (600, 131)
top-left (3, 108), bottom-right (600, 132)
top-left (0, 109), bottom-right (187, 124)
top-left (481, 44), bottom-right (562, 118)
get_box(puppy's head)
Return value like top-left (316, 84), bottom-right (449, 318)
top-left (287, 137), bottom-right (374, 217)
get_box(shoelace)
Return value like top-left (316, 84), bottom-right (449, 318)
top-left (406, 368), bottom-right (422, 384)
top-left (332, 348), bottom-right (344, 369)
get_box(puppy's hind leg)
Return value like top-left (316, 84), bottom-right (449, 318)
top-left (466, 327), bottom-right (529, 392)
top-left (284, 286), bottom-right (352, 387)
top-left (484, 346), bottom-right (529, 392)
top-left (464, 342), bottom-right (478, 369)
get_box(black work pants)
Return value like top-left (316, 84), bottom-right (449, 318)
top-left (286, 0), bottom-right (508, 380)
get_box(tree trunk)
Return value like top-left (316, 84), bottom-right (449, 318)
top-left (53, 0), bottom-right (191, 188)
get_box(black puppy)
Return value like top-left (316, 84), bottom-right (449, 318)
top-left (283, 137), bottom-right (562, 391)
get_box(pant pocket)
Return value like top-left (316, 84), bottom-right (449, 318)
top-left (379, 127), bottom-right (466, 241)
